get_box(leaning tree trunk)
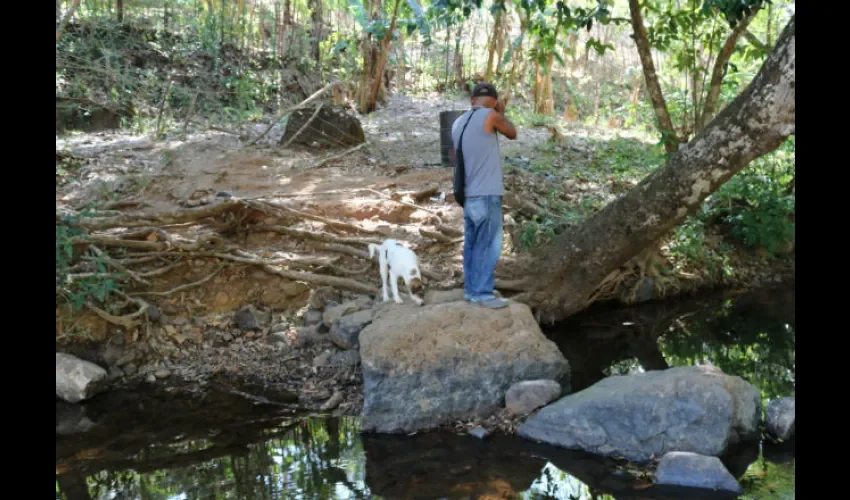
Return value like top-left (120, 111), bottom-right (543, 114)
top-left (627, 0), bottom-right (680, 153)
top-left (698, 12), bottom-right (757, 131)
top-left (517, 16), bottom-right (795, 322)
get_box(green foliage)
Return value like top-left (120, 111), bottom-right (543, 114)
top-left (669, 217), bottom-right (734, 277)
top-left (56, 216), bottom-right (123, 317)
top-left (707, 137), bottom-right (795, 254)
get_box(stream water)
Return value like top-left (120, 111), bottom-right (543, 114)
top-left (56, 281), bottom-right (794, 500)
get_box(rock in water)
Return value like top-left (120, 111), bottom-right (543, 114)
top-left (766, 396), bottom-right (795, 441)
top-left (279, 105), bottom-right (365, 149)
top-left (56, 353), bottom-right (108, 403)
top-left (654, 452), bottom-right (743, 494)
top-left (505, 380), bottom-right (562, 416)
top-left (517, 365), bottom-right (761, 462)
top-left (359, 301), bottom-right (569, 434)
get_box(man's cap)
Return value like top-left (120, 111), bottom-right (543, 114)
top-left (471, 82), bottom-right (498, 99)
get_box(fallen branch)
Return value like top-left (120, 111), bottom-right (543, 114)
top-left (313, 142), bottom-right (369, 168)
top-left (418, 228), bottom-right (455, 244)
top-left (403, 185), bottom-right (440, 202)
top-left (249, 81), bottom-right (341, 145)
top-left (281, 103), bottom-right (324, 149)
top-left (437, 224), bottom-right (463, 238)
top-left (79, 233), bottom-right (227, 253)
top-left (132, 266), bottom-right (225, 297)
top-left (261, 264), bottom-right (378, 296)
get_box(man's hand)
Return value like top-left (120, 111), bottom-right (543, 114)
top-left (495, 98), bottom-right (506, 115)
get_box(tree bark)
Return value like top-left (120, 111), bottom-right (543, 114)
top-left (116, 0), bottom-right (124, 23)
top-left (485, 0), bottom-right (505, 81)
top-left (698, 12), bottom-right (756, 131)
top-left (309, 0), bottom-right (323, 67)
top-left (627, 0), bottom-right (680, 153)
top-left (364, 0), bottom-right (402, 113)
top-left (502, 11), bottom-right (528, 105)
top-left (517, 16), bottom-right (795, 322)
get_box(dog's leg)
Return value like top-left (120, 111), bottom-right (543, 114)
top-left (390, 269), bottom-right (403, 304)
top-left (405, 278), bottom-right (424, 306)
top-left (379, 247), bottom-right (390, 302)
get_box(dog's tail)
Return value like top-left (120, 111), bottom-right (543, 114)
top-left (368, 243), bottom-right (380, 259)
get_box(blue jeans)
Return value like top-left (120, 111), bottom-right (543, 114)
top-left (463, 195), bottom-right (503, 301)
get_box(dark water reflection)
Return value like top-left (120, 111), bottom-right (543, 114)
top-left (56, 282), bottom-right (794, 499)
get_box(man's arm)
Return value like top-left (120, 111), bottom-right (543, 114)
top-left (484, 101), bottom-right (517, 139)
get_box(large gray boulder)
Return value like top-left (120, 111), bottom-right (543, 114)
top-left (56, 353), bottom-right (108, 403)
top-left (517, 365), bottom-right (761, 462)
top-left (655, 452), bottom-right (743, 494)
top-left (766, 396), bottom-right (795, 441)
top-left (360, 301), bottom-right (570, 433)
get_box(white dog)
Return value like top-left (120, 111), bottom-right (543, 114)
top-left (368, 239), bottom-right (424, 305)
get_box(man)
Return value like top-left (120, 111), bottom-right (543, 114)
top-left (451, 82), bottom-right (517, 309)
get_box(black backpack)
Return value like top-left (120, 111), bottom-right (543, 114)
top-left (452, 108), bottom-right (478, 208)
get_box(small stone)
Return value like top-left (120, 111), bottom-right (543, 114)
top-left (245, 331), bottom-right (255, 339)
top-left (155, 370), bottom-right (172, 379)
top-left (270, 331), bottom-right (289, 343)
top-left (654, 452), bottom-right (743, 494)
top-left (309, 287), bottom-right (338, 310)
top-left (230, 344), bottom-right (241, 351)
top-left (124, 363), bottom-right (138, 376)
top-left (313, 351), bottom-right (332, 367)
top-left (330, 350), bottom-right (361, 367)
top-left (146, 374), bottom-right (156, 383)
top-left (222, 333), bottom-right (233, 342)
top-left (171, 316), bottom-right (189, 326)
top-left (295, 325), bottom-right (322, 347)
top-left (329, 309), bottom-right (373, 350)
top-left (303, 309), bottom-right (323, 327)
top-left (161, 303), bottom-right (179, 315)
top-left (505, 380), bottom-right (562, 416)
top-left (233, 306), bottom-right (260, 332)
top-left (468, 426), bottom-right (490, 439)
top-left (323, 301), bottom-right (363, 328)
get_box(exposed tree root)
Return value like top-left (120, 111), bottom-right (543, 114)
top-left (254, 224), bottom-right (381, 245)
top-left (245, 200), bottom-right (382, 235)
top-left (132, 266), bottom-right (225, 297)
top-left (261, 265), bottom-right (378, 295)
